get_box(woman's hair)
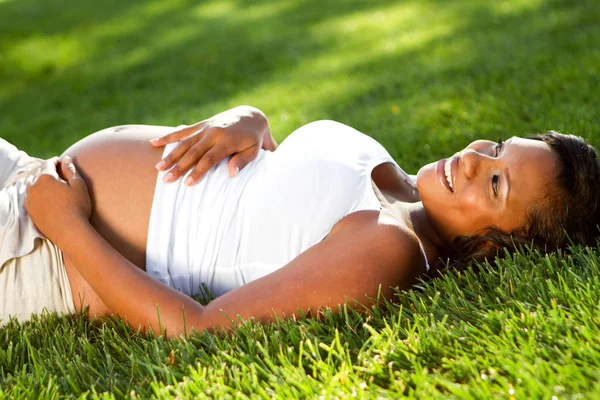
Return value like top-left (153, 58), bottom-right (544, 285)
top-left (444, 131), bottom-right (600, 268)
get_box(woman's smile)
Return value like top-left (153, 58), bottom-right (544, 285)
top-left (436, 158), bottom-right (452, 193)
top-left (417, 137), bottom-right (560, 242)
top-left (444, 157), bottom-right (454, 192)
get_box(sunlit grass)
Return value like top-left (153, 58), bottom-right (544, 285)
top-left (1, 0), bottom-right (599, 397)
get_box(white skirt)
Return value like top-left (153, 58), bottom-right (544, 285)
top-left (0, 138), bottom-right (75, 326)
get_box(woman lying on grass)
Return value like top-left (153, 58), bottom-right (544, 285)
top-left (4, 105), bottom-right (599, 337)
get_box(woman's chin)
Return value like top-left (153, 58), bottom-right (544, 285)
top-left (415, 162), bottom-right (437, 194)
top-left (415, 164), bottom-right (428, 188)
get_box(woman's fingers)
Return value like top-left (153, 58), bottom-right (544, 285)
top-left (156, 133), bottom-right (205, 171)
top-left (262, 134), bottom-right (278, 152)
top-left (60, 156), bottom-right (78, 180)
top-left (60, 156), bottom-right (92, 218)
top-left (60, 156), bottom-right (86, 190)
top-left (183, 145), bottom-right (229, 186)
top-left (162, 139), bottom-right (215, 183)
top-left (25, 156), bottom-right (92, 244)
top-left (228, 145), bottom-right (259, 177)
top-left (149, 124), bottom-right (201, 147)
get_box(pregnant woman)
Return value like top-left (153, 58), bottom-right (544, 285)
top-left (6, 106), bottom-right (600, 337)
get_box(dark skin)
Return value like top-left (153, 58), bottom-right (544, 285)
top-left (48, 107), bottom-right (287, 317)
top-left (151, 106), bottom-right (278, 185)
top-left (26, 157), bottom-right (424, 337)
top-left (24, 106), bottom-right (557, 337)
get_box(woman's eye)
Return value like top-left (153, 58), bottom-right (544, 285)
top-left (492, 175), bottom-right (499, 196)
top-left (494, 138), bottom-right (504, 157)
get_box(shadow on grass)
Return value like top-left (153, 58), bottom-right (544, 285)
top-left (0, 0), bottom-right (598, 161)
top-left (0, 0), bottom-right (403, 152)
top-left (313, 0), bottom-right (600, 170)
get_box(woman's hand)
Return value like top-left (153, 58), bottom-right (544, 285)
top-left (150, 106), bottom-right (277, 186)
top-left (25, 156), bottom-right (91, 247)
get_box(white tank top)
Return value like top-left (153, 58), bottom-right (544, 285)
top-left (146, 120), bottom-right (426, 298)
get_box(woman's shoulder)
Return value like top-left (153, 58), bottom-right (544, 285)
top-left (327, 209), bottom-right (428, 275)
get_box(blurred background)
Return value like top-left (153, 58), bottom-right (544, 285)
top-left (0, 0), bottom-right (598, 173)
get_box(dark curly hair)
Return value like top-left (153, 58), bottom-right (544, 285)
top-left (443, 131), bottom-right (600, 268)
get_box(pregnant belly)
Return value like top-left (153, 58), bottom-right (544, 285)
top-left (59, 124), bottom-right (173, 314)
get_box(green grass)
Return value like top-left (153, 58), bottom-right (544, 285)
top-left (0, 0), bottom-right (599, 397)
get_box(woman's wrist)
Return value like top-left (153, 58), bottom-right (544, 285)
top-left (52, 218), bottom-right (93, 253)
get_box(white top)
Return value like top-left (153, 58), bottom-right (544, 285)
top-left (145, 120), bottom-right (428, 298)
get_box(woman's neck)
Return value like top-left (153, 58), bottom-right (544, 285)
top-left (402, 202), bottom-right (448, 271)
top-left (402, 202), bottom-right (446, 250)
top-left (375, 185), bottom-right (447, 264)
top-left (370, 163), bottom-right (447, 261)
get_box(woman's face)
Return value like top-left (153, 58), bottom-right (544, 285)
top-left (416, 137), bottom-right (559, 243)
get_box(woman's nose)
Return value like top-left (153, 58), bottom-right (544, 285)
top-left (461, 149), bottom-right (489, 179)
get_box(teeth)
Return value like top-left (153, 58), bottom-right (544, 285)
top-left (444, 159), bottom-right (453, 191)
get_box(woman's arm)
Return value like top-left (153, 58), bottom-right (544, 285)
top-left (26, 159), bottom-right (423, 337)
top-left (150, 105), bottom-right (277, 186)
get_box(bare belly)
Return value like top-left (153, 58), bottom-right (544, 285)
top-left (60, 125), bottom-right (174, 315)
top-left (57, 124), bottom-right (420, 317)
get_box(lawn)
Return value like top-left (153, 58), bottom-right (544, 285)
top-left (1, 0), bottom-right (599, 398)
